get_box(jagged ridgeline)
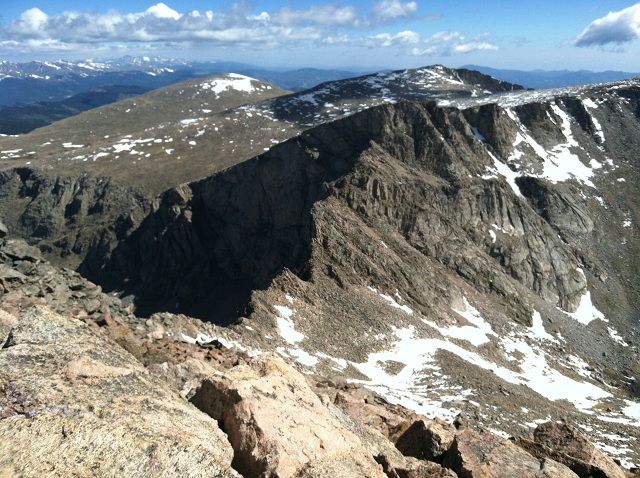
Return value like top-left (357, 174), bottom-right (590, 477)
top-left (0, 67), bottom-right (639, 468)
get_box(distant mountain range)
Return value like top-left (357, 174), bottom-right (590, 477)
top-left (0, 56), bottom-right (362, 106)
top-left (464, 64), bottom-right (640, 89)
top-left (1, 56), bottom-right (638, 135)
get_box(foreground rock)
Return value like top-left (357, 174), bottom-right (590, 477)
top-left (516, 422), bottom-right (628, 478)
top-left (0, 305), bottom-right (238, 477)
top-left (190, 356), bottom-right (387, 478)
top-left (332, 386), bottom-right (419, 441)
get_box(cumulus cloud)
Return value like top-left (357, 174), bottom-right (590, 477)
top-left (271, 6), bottom-right (359, 26)
top-left (369, 30), bottom-right (498, 55)
top-left (411, 31), bottom-right (498, 56)
top-left (1, 2), bottom-right (365, 49)
top-left (0, 2), bottom-right (498, 59)
top-left (366, 30), bottom-right (421, 47)
top-left (373, 0), bottom-right (418, 20)
top-left (146, 3), bottom-right (182, 20)
top-left (575, 3), bottom-right (640, 47)
top-left (9, 7), bottom-right (50, 37)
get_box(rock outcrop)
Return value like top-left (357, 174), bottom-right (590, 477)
top-left (0, 237), bottom-right (132, 325)
top-left (189, 356), bottom-right (386, 478)
top-left (0, 167), bottom-right (150, 274)
top-left (0, 305), bottom-right (239, 477)
top-left (102, 100), bottom-right (594, 321)
top-left (395, 419), bottom-right (457, 462)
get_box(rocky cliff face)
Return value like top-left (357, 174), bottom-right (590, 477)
top-left (92, 80), bottom-right (640, 467)
top-left (102, 96), bottom-right (619, 324)
top-left (0, 167), bottom-right (150, 275)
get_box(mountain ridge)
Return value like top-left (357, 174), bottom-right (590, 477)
top-left (0, 65), bottom-right (522, 195)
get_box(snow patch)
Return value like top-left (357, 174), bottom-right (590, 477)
top-left (528, 310), bottom-right (557, 342)
top-left (562, 289), bottom-right (606, 325)
top-left (471, 126), bottom-right (485, 142)
top-left (369, 286), bottom-right (413, 314)
top-left (423, 297), bottom-right (496, 347)
top-left (582, 99), bottom-right (605, 143)
top-left (274, 305), bottom-right (304, 345)
top-left (607, 327), bottom-right (629, 347)
top-left (484, 151), bottom-right (523, 197)
top-left (201, 74), bottom-right (257, 97)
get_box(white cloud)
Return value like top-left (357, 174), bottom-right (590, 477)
top-left (0, 2), bottom-right (499, 60)
top-left (367, 30), bottom-right (498, 56)
top-left (272, 6), bottom-right (359, 26)
top-left (367, 30), bottom-right (421, 47)
top-left (452, 41), bottom-right (499, 54)
top-left (575, 3), bottom-right (640, 47)
top-left (0, 3), bottom-right (384, 53)
top-left (373, 0), bottom-right (418, 20)
top-left (2, 3), bottom-right (335, 48)
top-left (146, 3), bottom-right (182, 20)
top-left (322, 33), bottom-right (351, 44)
top-left (410, 31), bottom-right (498, 56)
top-left (10, 8), bottom-right (49, 37)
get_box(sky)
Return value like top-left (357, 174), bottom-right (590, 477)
top-left (0, 1), bottom-right (639, 71)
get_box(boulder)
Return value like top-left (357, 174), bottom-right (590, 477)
top-left (395, 418), bottom-right (456, 462)
top-left (334, 387), bottom-right (417, 440)
top-left (0, 239), bottom-right (41, 262)
top-left (518, 422), bottom-right (628, 478)
top-left (0, 221), bottom-right (7, 239)
top-left (190, 356), bottom-right (386, 478)
top-left (376, 454), bottom-right (458, 478)
top-left (442, 428), bottom-right (579, 478)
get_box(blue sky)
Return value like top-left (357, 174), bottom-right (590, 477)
top-left (1, 1), bottom-right (639, 71)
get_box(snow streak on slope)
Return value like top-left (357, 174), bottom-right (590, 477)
top-left (439, 78), bottom-right (639, 109)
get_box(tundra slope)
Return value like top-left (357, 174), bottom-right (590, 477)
top-left (0, 73), bottom-right (290, 194)
top-left (98, 78), bottom-right (640, 467)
